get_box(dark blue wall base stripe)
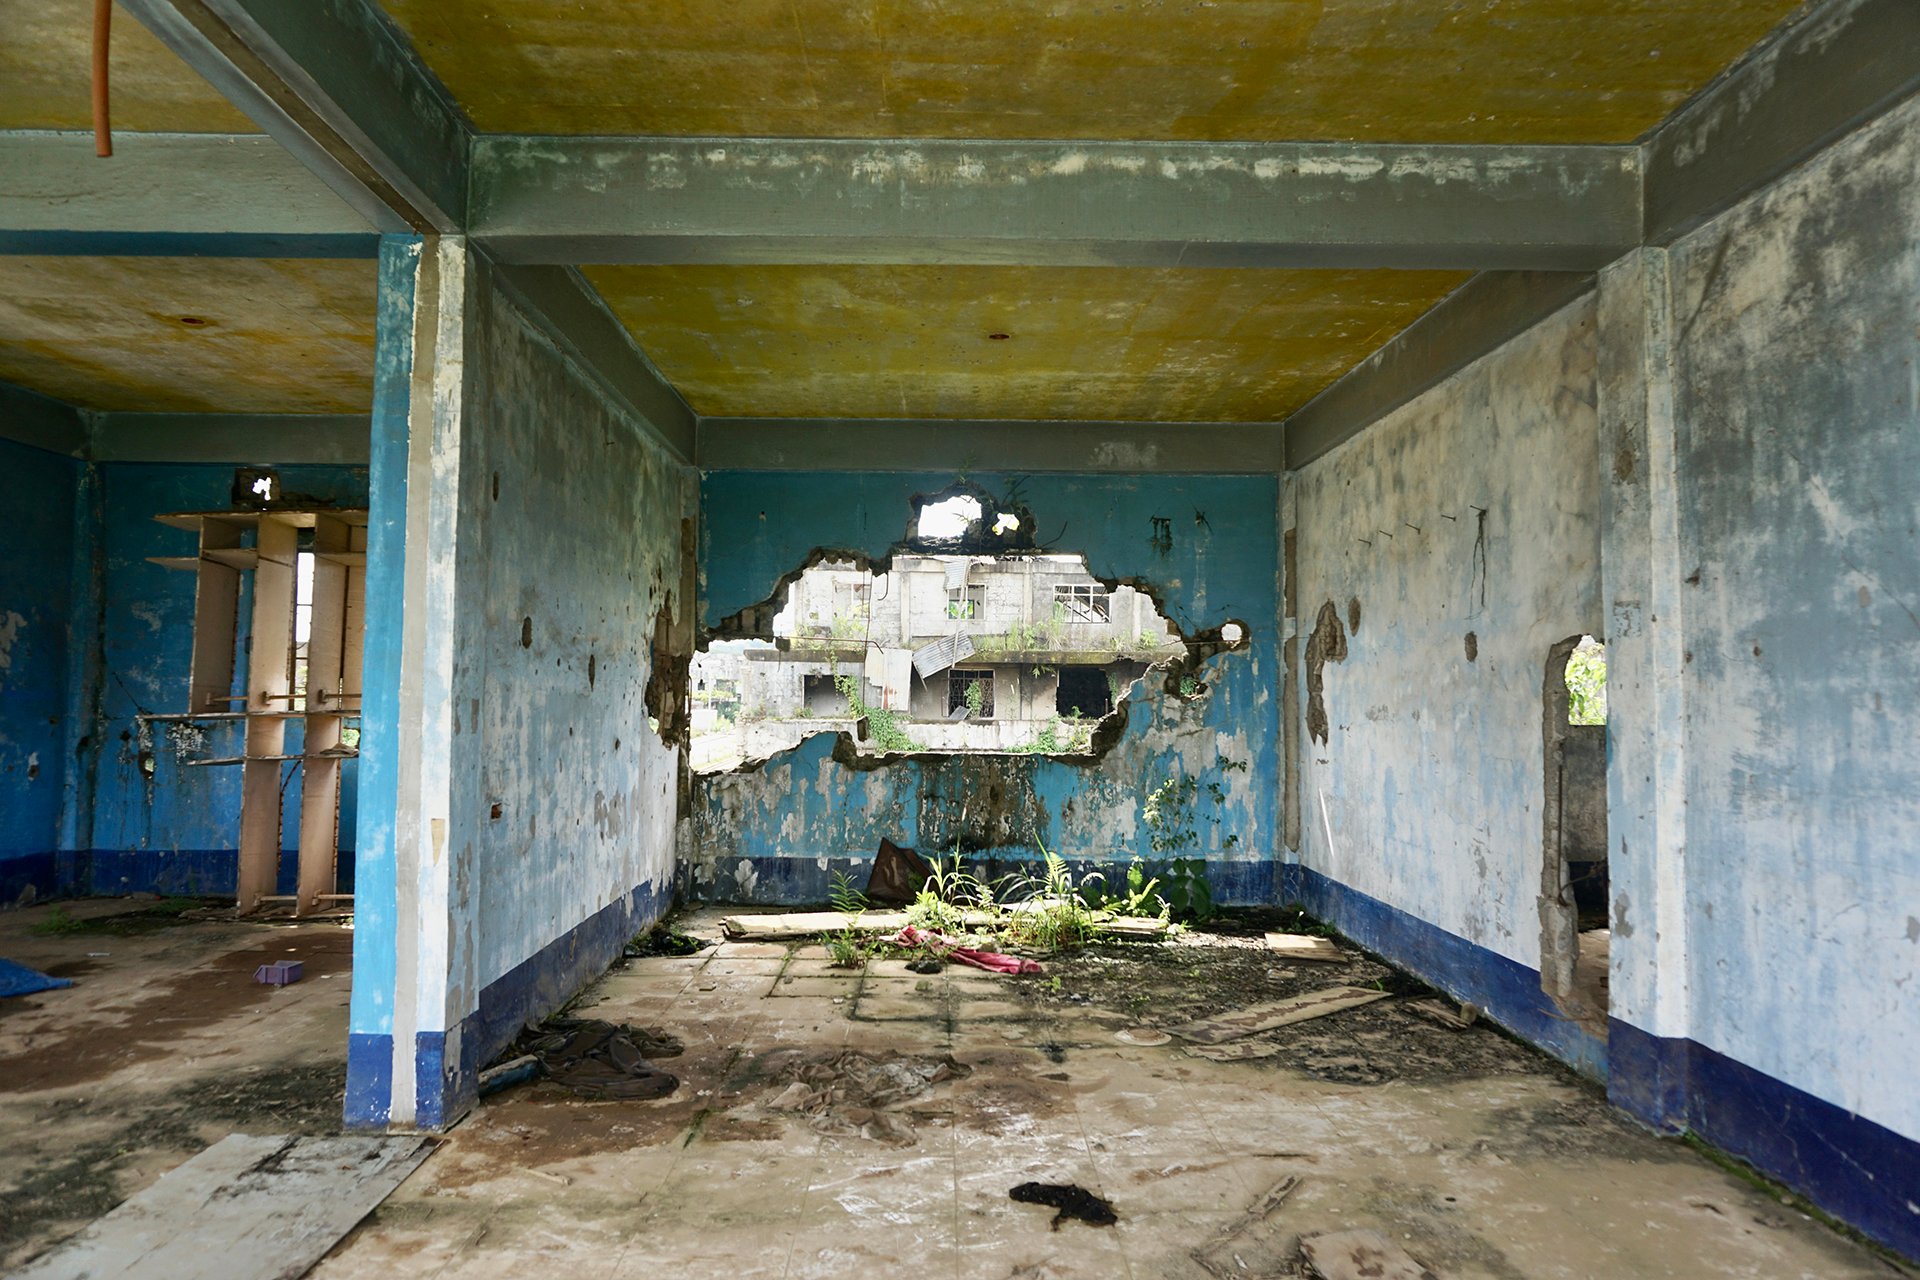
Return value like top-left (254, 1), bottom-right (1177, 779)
top-left (1608, 1019), bottom-right (1920, 1261)
top-left (1285, 864), bottom-right (1608, 1079)
top-left (0, 853), bottom-right (58, 903)
top-left (49, 849), bottom-right (355, 899)
top-left (342, 876), bottom-right (672, 1131)
top-left (681, 853), bottom-right (1277, 909)
top-left (344, 1033), bottom-right (393, 1129)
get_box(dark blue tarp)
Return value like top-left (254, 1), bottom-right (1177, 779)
top-left (0, 958), bottom-right (72, 998)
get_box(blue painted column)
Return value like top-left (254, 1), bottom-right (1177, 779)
top-left (345, 235), bottom-right (482, 1130)
top-left (345, 234), bottom-right (420, 1127)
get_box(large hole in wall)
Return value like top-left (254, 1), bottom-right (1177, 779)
top-left (691, 485), bottom-right (1248, 773)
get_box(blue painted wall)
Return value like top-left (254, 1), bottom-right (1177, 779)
top-left (0, 438), bottom-right (79, 900)
top-left (692, 471), bottom-right (1280, 901)
top-left (62, 461), bottom-right (367, 896)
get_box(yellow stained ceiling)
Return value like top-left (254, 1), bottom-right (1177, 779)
top-left (0, 1), bottom-right (255, 133)
top-left (0, 258), bottom-right (378, 413)
top-left (379, 0), bottom-right (1799, 143)
top-left (584, 265), bottom-right (1467, 422)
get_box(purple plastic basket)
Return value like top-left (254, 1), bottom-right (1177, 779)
top-left (254, 960), bottom-right (304, 986)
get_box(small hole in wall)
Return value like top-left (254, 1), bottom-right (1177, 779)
top-left (521, 617), bottom-right (533, 648)
top-left (490, 802), bottom-right (502, 820)
top-left (1347, 597), bottom-right (1362, 634)
top-left (1464, 631), bottom-right (1479, 662)
top-left (986, 332), bottom-right (1011, 341)
top-left (177, 315), bottom-right (212, 328)
top-left (588, 653), bottom-right (597, 688)
top-left (1219, 621), bottom-right (1246, 648)
top-left (613, 738), bottom-right (620, 751)
top-left (492, 472), bottom-right (500, 501)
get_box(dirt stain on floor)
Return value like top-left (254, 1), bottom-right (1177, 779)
top-left (0, 930), bottom-right (351, 1092)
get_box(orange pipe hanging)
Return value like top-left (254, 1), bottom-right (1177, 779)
top-left (92, 0), bottom-right (112, 157)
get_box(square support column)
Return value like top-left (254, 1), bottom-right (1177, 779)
top-left (1595, 248), bottom-right (1693, 1126)
top-left (346, 234), bottom-right (484, 1130)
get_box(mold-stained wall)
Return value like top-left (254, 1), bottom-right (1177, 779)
top-left (1290, 297), bottom-right (1604, 1065)
top-left (458, 264), bottom-right (694, 1002)
top-left (691, 471), bottom-right (1279, 902)
top-left (68, 462), bottom-right (367, 896)
top-left (0, 437), bottom-right (77, 898)
top-left (1625, 92), bottom-right (1920, 1151)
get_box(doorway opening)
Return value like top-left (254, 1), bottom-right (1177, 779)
top-left (1541, 634), bottom-right (1609, 1023)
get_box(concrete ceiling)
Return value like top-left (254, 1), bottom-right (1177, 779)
top-left (379, 0), bottom-right (1800, 143)
top-left (0, 0), bottom-right (255, 133)
top-left (0, 257), bottom-right (377, 413)
top-left (584, 265), bottom-right (1466, 421)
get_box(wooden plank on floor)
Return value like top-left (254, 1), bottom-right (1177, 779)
top-left (1300, 1228), bottom-right (1439, 1279)
top-left (1165, 986), bottom-right (1390, 1045)
top-left (1263, 932), bottom-right (1346, 962)
top-left (15, 1133), bottom-right (433, 1280)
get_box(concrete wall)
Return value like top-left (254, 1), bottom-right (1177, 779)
top-left (347, 239), bottom-right (695, 1130)
top-left (1597, 91), bottom-right (1920, 1255)
top-left (0, 438), bottom-right (77, 900)
top-left (1289, 296), bottom-right (1605, 1069)
top-left (459, 261), bottom-right (691, 1003)
top-left (691, 471), bottom-right (1279, 903)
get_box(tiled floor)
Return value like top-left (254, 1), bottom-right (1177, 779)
top-left (313, 916), bottom-right (1901, 1280)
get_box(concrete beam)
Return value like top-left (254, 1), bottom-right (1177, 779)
top-left (0, 382), bottom-right (88, 457)
top-left (91, 413), bottom-right (371, 464)
top-left (119, 0), bottom-right (469, 233)
top-left (1645, 0), bottom-right (1920, 245)
top-left (1284, 271), bottom-right (1595, 470)
top-left (471, 137), bottom-right (1642, 271)
top-left (696, 417), bottom-right (1283, 474)
top-left (0, 132), bottom-right (376, 257)
top-left (492, 265), bottom-right (697, 464)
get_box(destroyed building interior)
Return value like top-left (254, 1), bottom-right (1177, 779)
top-left (0, 0), bottom-right (1916, 1276)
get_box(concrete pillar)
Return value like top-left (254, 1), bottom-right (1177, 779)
top-left (346, 235), bottom-right (484, 1130)
top-left (1595, 248), bottom-right (1692, 1127)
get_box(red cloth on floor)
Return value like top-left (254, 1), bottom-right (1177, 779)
top-left (889, 926), bottom-right (1043, 975)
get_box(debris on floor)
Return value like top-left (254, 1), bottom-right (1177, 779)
top-left (1299, 1228), bottom-right (1440, 1280)
top-left (1263, 932), bottom-right (1346, 962)
top-left (625, 927), bottom-right (710, 958)
top-left (747, 1048), bottom-right (971, 1145)
top-left (1167, 985), bottom-right (1391, 1044)
top-left (1407, 997), bottom-right (1480, 1030)
top-left (1008, 1181), bottom-right (1118, 1229)
top-left (12, 1133), bottom-right (432, 1280)
top-left (887, 925), bottom-right (1043, 975)
top-left (865, 836), bottom-right (936, 905)
top-left (1191, 1175), bottom-right (1301, 1277)
top-left (510, 1019), bottom-right (684, 1100)
top-left (1115, 1027), bottom-right (1171, 1046)
top-left (252, 960), bottom-right (302, 986)
top-left (0, 957), bottom-right (73, 998)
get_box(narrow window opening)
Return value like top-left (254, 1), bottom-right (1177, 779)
top-left (290, 549), bottom-right (314, 709)
top-left (1542, 633), bottom-right (1609, 1025)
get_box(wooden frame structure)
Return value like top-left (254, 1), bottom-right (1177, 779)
top-left (148, 507), bottom-right (367, 914)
